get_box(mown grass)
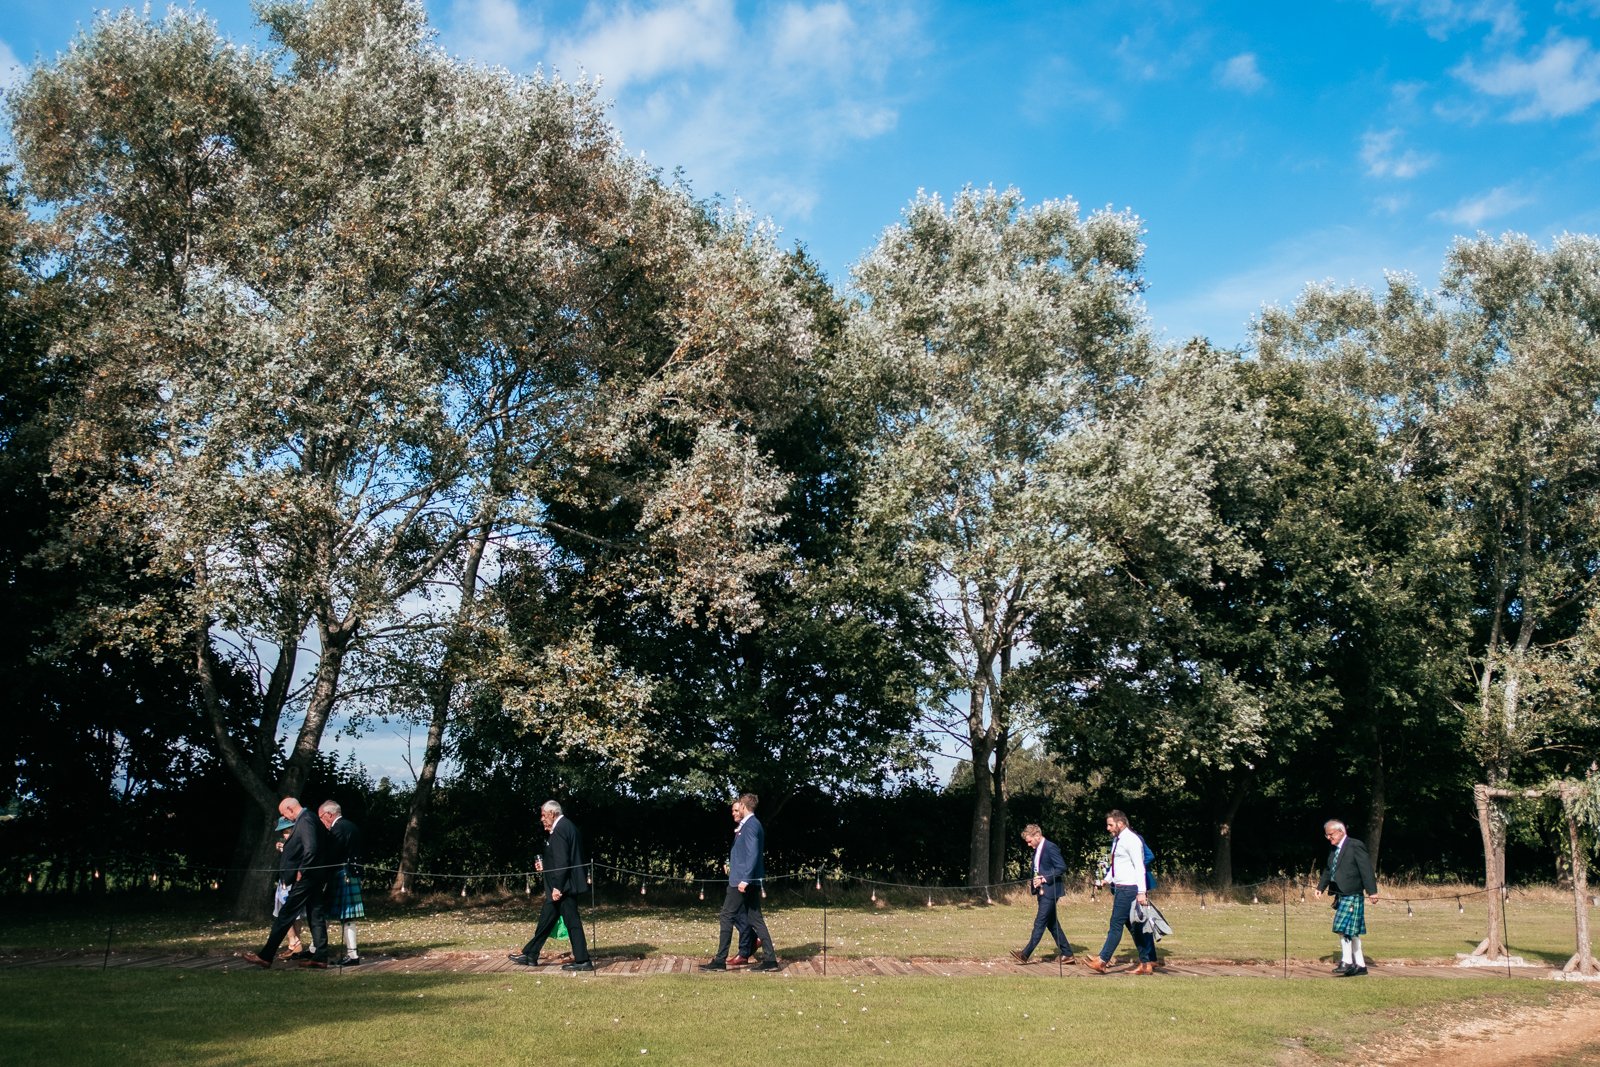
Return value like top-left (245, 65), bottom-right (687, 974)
top-left (4, 882), bottom-right (1588, 967)
top-left (2, 967), bottom-right (1588, 1067)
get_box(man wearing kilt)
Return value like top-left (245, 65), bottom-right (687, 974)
top-left (1317, 819), bottom-right (1378, 977)
top-left (319, 800), bottom-right (365, 966)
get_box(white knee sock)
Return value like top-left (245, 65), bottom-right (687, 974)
top-left (344, 924), bottom-right (358, 957)
top-left (1351, 937), bottom-right (1365, 968)
top-left (1341, 936), bottom-right (1354, 965)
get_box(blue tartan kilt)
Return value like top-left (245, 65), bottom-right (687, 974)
top-left (1332, 893), bottom-right (1366, 937)
top-left (331, 868), bottom-right (365, 920)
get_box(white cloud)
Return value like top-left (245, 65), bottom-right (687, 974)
top-left (1432, 184), bottom-right (1534, 225)
top-left (549, 0), bottom-right (737, 90)
top-left (549, 2), bottom-right (920, 223)
top-left (0, 39), bottom-right (23, 95)
top-left (1455, 34), bottom-right (1600, 119)
top-left (1360, 127), bottom-right (1437, 177)
top-left (1371, 0), bottom-right (1523, 43)
top-left (442, 0), bottom-right (545, 70)
top-left (1149, 226), bottom-right (1438, 348)
top-left (1216, 52), bottom-right (1265, 93)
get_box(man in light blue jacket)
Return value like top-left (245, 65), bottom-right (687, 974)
top-left (701, 793), bottom-right (778, 971)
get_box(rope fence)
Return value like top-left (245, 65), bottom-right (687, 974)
top-left (30, 853), bottom-right (1588, 979)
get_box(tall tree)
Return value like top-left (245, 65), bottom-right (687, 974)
top-left (1258, 234), bottom-right (1600, 956)
top-left (843, 188), bottom-right (1256, 884)
top-left (1042, 354), bottom-right (1467, 886)
top-left (10, 0), bottom-right (804, 912)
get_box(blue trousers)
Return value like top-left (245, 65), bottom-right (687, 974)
top-left (1021, 891), bottom-right (1072, 958)
top-left (1098, 884), bottom-right (1156, 963)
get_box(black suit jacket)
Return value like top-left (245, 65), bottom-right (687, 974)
top-left (543, 816), bottom-right (586, 897)
top-left (325, 816), bottom-right (362, 878)
top-left (279, 809), bottom-right (329, 886)
top-left (1318, 836), bottom-right (1377, 897)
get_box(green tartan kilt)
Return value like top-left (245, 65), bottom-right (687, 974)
top-left (1332, 893), bottom-right (1366, 937)
top-left (332, 868), bottom-right (365, 920)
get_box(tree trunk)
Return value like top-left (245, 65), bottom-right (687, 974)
top-left (391, 524), bottom-right (490, 898)
top-left (1211, 774), bottom-right (1252, 892)
top-left (392, 676), bottom-right (450, 898)
top-left (1562, 787), bottom-right (1596, 976)
top-left (1366, 721), bottom-right (1386, 872)
top-left (967, 728), bottom-right (994, 888)
top-left (987, 726), bottom-right (1010, 887)
top-left (1472, 782), bottom-right (1508, 959)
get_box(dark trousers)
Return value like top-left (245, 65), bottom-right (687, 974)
top-left (1098, 883), bottom-right (1156, 963)
top-left (521, 891), bottom-right (589, 963)
top-left (259, 876), bottom-right (328, 960)
top-left (715, 884), bottom-right (773, 962)
top-left (1021, 891), bottom-right (1072, 958)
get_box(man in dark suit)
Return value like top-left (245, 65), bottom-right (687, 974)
top-left (508, 801), bottom-right (592, 971)
top-left (242, 797), bottom-right (331, 968)
top-left (701, 793), bottom-right (778, 971)
top-left (1010, 823), bottom-right (1076, 965)
top-left (318, 799), bottom-right (364, 965)
top-left (1316, 819), bottom-right (1379, 976)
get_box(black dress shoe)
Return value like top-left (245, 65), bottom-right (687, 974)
top-left (1340, 965), bottom-right (1367, 977)
top-left (561, 960), bottom-right (595, 971)
top-left (754, 959), bottom-right (780, 971)
top-left (507, 953), bottom-right (537, 966)
top-left (1331, 963), bottom-right (1350, 975)
top-left (699, 959), bottom-right (727, 970)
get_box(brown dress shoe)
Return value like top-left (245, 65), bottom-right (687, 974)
top-left (1008, 949), bottom-right (1029, 964)
top-left (1134, 962), bottom-right (1155, 975)
top-left (727, 955), bottom-right (750, 966)
top-left (1084, 956), bottom-right (1108, 973)
top-left (1059, 955), bottom-right (1077, 965)
top-left (241, 952), bottom-right (271, 969)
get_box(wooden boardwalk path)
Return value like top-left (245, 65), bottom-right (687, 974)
top-left (0, 948), bottom-right (1558, 981)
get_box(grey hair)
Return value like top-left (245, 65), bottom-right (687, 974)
top-left (1324, 819), bottom-right (1346, 832)
top-left (319, 800), bottom-right (342, 816)
top-left (542, 800), bottom-right (563, 816)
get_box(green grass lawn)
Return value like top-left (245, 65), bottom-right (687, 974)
top-left (5, 884), bottom-right (1588, 967)
top-left (1, 968), bottom-right (1586, 1067)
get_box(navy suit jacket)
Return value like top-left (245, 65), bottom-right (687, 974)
top-left (1032, 838), bottom-right (1067, 900)
top-left (728, 814), bottom-right (766, 886)
top-left (543, 816), bottom-right (586, 897)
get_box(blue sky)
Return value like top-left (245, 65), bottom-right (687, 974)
top-left (6, 0), bottom-right (1600, 352)
top-left (5, 0), bottom-right (1600, 780)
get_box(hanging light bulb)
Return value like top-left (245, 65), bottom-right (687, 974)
top-left (1406, 902), bottom-right (1414, 918)
top-left (870, 887), bottom-right (876, 902)
top-left (761, 885), bottom-right (767, 899)
top-left (1458, 898), bottom-right (1464, 914)
top-left (698, 886), bottom-right (705, 901)
top-left (211, 881), bottom-right (219, 891)
top-left (815, 873), bottom-right (823, 891)
top-left (1252, 893), bottom-right (1259, 905)
top-left (640, 882), bottom-right (647, 896)
top-left (1200, 895), bottom-right (1207, 911)
top-left (926, 893), bottom-right (933, 908)
top-left (460, 884), bottom-right (467, 898)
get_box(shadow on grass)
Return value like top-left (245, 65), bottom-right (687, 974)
top-left (1, 968), bottom-right (492, 1067)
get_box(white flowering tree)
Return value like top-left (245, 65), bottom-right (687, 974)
top-left (844, 188), bottom-right (1257, 884)
top-left (10, 0), bottom-right (807, 911)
